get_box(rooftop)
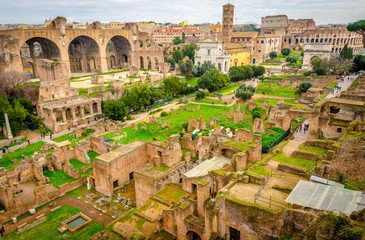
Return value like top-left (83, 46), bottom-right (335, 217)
top-left (184, 156), bottom-right (231, 178)
top-left (96, 141), bottom-right (146, 162)
top-left (285, 180), bottom-right (365, 216)
top-left (232, 31), bottom-right (258, 38)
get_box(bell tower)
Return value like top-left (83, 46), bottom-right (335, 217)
top-left (222, 3), bottom-right (234, 42)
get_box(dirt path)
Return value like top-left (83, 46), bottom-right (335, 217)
top-left (3, 196), bottom-right (113, 236)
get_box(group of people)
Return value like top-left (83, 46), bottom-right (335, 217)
top-left (298, 123), bottom-right (310, 133)
top-left (0, 225), bottom-right (5, 237)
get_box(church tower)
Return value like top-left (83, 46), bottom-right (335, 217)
top-left (222, 3), bottom-right (234, 42)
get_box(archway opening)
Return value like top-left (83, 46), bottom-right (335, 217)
top-left (92, 102), bottom-right (98, 114)
top-left (66, 108), bottom-right (73, 121)
top-left (146, 56), bottom-right (151, 70)
top-left (140, 56), bottom-right (144, 69)
top-left (68, 35), bottom-right (101, 73)
top-left (20, 37), bottom-right (61, 79)
top-left (186, 231), bottom-right (202, 240)
top-left (155, 57), bottom-right (159, 70)
top-left (106, 36), bottom-right (131, 70)
top-left (290, 116), bottom-right (309, 141)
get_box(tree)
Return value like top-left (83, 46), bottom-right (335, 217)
top-left (286, 55), bottom-right (298, 63)
top-left (297, 82), bottom-right (312, 94)
top-left (0, 71), bottom-right (29, 96)
top-left (185, 60), bottom-right (194, 80)
top-left (281, 48), bottom-right (291, 56)
top-left (182, 44), bottom-right (197, 62)
top-left (252, 106), bottom-right (262, 120)
top-left (173, 37), bottom-right (183, 45)
top-left (172, 50), bottom-right (183, 63)
top-left (165, 58), bottom-right (176, 68)
top-left (229, 66), bottom-right (244, 82)
top-left (182, 33), bottom-right (186, 43)
top-left (102, 99), bottom-right (127, 121)
top-left (163, 77), bottom-right (188, 97)
top-left (195, 91), bottom-right (207, 100)
top-left (200, 61), bottom-right (216, 75)
top-left (352, 55), bottom-right (365, 72)
top-left (197, 69), bottom-right (230, 92)
top-left (347, 20), bottom-right (365, 46)
top-left (228, 66), bottom-right (254, 82)
top-left (312, 57), bottom-right (326, 75)
top-left (340, 44), bottom-right (353, 60)
top-left (251, 66), bottom-right (266, 77)
top-left (235, 84), bottom-right (255, 101)
top-left (269, 51), bottom-right (277, 59)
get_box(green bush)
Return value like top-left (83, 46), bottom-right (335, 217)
top-left (281, 48), bottom-right (291, 56)
top-left (286, 55), bottom-right (298, 63)
top-left (297, 81), bottom-right (312, 94)
top-left (195, 91), bottom-right (207, 100)
top-left (270, 51), bottom-right (278, 59)
top-left (235, 84), bottom-right (255, 101)
top-left (160, 111), bottom-right (168, 117)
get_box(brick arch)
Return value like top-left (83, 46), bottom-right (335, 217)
top-left (68, 35), bottom-right (101, 73)
top-left (282, 110), bottom-right (319, 139)
top-left (105, 35), bottom-right (132, 69)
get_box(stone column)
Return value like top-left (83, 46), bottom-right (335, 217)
top-left (81, 105), bottom-right (85, 118)
top-left (72, 108), bottom-right (76, 121)
top-left (89, 105), bottom-right (94, 115)
top-left (4, 113), bottom-right (13, 139)
top-left (97, 102), bottom-right (102, 114)
top-left (62, 110), bottom-right (67, 124)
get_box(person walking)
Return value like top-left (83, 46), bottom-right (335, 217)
top-left (0, 225), bottom-right (4, 237)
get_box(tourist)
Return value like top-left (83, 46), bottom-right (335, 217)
top-left (28, 140), bottom-right (30, 145)
top-left (5, 146), bottom-right (8, 152)
top-left (50, 134), bottom-right (52, 139)
top-left (299, 124), bottom-right (302, 132)
top-left (2, 149), bottom-right (5, 154)
top-left (225, 102), bottom-right (227, 106)
top-left (0, 225), bottom-right (4, 237)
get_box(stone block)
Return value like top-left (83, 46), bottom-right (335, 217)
top-left (91, 75), bottom-right (104, 84)
top-left (28, 208), bottom-right (36, 214)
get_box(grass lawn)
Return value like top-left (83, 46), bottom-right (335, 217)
top-left (69, 158), bottom-right (90, 173)
top-left (194, 98), bottom-right (227, 105)
top-left (88, 151), bottom-right (101, 162)
top-left (299, 145), bottom-right (328, 156)
top-left (260, 62), bottom-right (281, 66)
top-left (102, 124), bottom-right (181, 145)
top-left (52, 129), bottom-right (94, 147)
top-left (224, 140), bottom-right (254, 151)
top-left (271, 152), bottom-right (316, 171)
top-left (3, 205), bottom-right (104, 240)
top-left (0, 141), bottom-right (46, 171)
top-left (44, 169), bottom-right (76, 187)
top-left (214, 83), bottom-right (240, 96)
top-left (154, 185), bottom-right (187, 203)
top-left (256, 82), bottom-right (299, 99)
top-left (253, 98), bottom-right (305, 109)
top-left (250, 164), bottom-right (271, 176)
top-left (181, 77), bottom-right (198, 87)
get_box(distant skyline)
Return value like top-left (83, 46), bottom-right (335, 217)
top-left (0, 0), bottom-right (364, 25)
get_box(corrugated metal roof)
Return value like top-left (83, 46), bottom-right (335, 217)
top-left (286, 180), bottom-right (365, 216)
top-left (184, 156), bottom-right (231, 178)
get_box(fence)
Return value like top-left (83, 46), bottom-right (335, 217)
top-left (254, 171), bottom-right (289, 210)
top-left (262, 128), bottom-right (290, 154)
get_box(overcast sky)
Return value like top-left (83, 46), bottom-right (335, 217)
top-left (0, 0), bottom-right (364, 25)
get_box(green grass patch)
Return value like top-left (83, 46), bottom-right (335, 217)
top-left (299, 145), bottom-right (328, 156)
top-left (260, 127), bottom-right (285, 147)
top-left (194, 98), bottom-right (227, 105)
top-left (224, 141), bottom-right (253, 151)
top-left (214, 83), bottom-right (240, 96)
top-left (155, 185), bottom-right (187, 203)
top-left (3, 205), bottom-right (103, 240)
top-left (44, 169), bottom-right (76, 187)
top-left (251, 164), bottom-right (271, 176)
top-left (260, 62), bottom-right (281, 66)
top-left (256, 81), bottom-right (299, 98)
top-left (147, 164), bottom-right (170, 172)
top-left (0, 141), bottom-right (46, 171)
top-left (52, 129), bottom-right (94, 147)
top-left (271, 152), bottom-right (316, 171)
top-left (351, 78), bottom-right (359, 88)
top-left (87, 151), bottom-right (101, 162)
top-left (69, 158), bottom-right (90, 173)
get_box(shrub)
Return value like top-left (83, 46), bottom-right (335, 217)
top-left (197, 69), bottom-right (230, 92)
top-left (235, 84), bottom-right (255, 101)
top-left (297, 81), bottom-right (312, 94)
top-left (286, 55), bottom-right (298, 63)
top-left (195, 91), bottom-right (207, 100)
top-left (281, 48), bottom-right (291, 56)
top-left (303, 71), bottom-right (312, 76)
top-left (160, 111), bottom-right (168, 117)
top-left (269, 51), bottom-right (277, 59)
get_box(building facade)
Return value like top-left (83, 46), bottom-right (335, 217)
top-left (222, 3), bottom-right (234, 42)
top-left (224, 43), bottom-right (251, 67)
top-left (195, 37), bottom-right (230, 74)
top-left (151, 27), bottom-right (203, 44)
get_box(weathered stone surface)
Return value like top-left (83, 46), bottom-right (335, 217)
top-left (253, 118), bottom-right (265, 134)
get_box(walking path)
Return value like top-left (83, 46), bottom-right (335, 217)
top-left (281, 74), bottom-right (359, 157)
top-left (3, 196), bottom-right (113, 236)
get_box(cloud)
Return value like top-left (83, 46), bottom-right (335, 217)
top-left (0, 0), bottom-right (362, 25)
